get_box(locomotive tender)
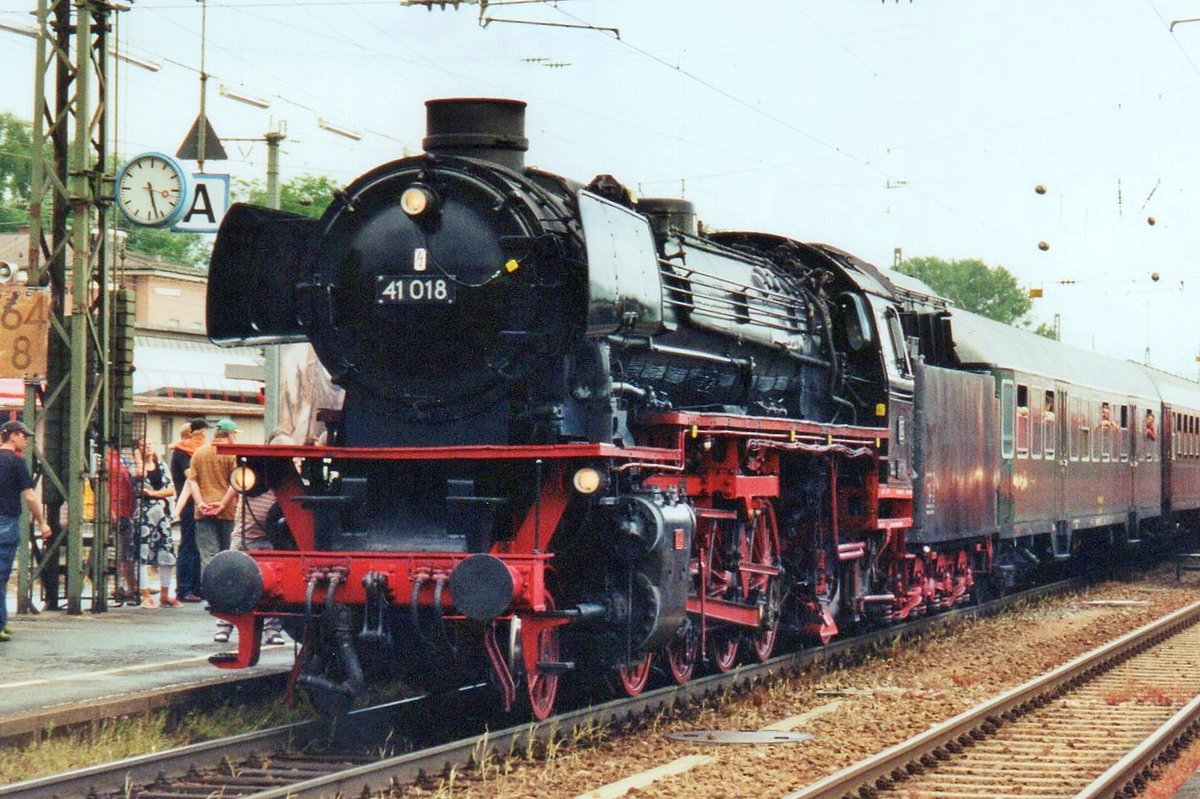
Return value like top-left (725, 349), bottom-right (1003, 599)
top-left (202, 98), bottom-right (1200, 718)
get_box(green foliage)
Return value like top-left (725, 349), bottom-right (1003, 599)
top-left (120, 224), bottom-right (210, 268)
top-left (0, 111), bottom-right (35, 233)
top-left (1029, 320), bottom-right (1059, 340)
top-left (898, 256), bottom-right (1033, 325)
top-left (235, 173), bottom-right (341, 219)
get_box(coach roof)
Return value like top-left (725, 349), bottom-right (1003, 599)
top-left (949, 308), bottom-right (1158, 398)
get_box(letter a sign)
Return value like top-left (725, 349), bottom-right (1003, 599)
top-left (173, 173), bottom-right (230, 233)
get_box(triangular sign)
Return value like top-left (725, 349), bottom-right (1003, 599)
top-left (176, 115), bottom-right (228, 161)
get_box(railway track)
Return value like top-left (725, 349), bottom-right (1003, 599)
top-left (0, 578), bottom-right (1086, 799)
top-left (783, 596), bottom-right (1200, 799)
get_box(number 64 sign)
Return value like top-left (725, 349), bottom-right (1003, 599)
top-left (0, 289), bottom-right (49, 379)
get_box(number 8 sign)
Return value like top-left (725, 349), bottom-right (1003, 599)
top-left (0, 289), bottom-right (49, 379)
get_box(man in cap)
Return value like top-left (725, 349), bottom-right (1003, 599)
top-left (184, 417), bottom-right (240, 641)
top-left (0, 420), bottom-right (50, 641)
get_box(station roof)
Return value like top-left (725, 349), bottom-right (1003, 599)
top-left (133, 337), bottom-right (262, 403)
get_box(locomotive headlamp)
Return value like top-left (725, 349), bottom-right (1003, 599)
top-left (572, 466), bottom-right (605, 495)
top-left (400, 185), bottom-right (436, 217)
top-left (231, 465), bottom-right (258, 494)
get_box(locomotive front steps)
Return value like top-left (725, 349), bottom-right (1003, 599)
top-left (1175, 552), bottom-right (1200, 580)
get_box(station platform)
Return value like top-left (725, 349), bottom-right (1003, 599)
top-left (0, 596), bottom-right (294, 739)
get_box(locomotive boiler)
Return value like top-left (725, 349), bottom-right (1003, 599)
top-left (202, 98), bottom-right (985, 718)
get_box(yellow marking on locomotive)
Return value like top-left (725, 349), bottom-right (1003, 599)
top-left (875, 403), bottom-right (886, 417)
top-left (690, 424), bottom-right (699, 438)
top-left (504, 258), bottom-right (520, 273)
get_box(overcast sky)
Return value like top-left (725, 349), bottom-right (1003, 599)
top-left (3, 1), bottom-right (1200, 377)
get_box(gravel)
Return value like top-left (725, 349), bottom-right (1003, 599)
top-left (406, 567), bottom-right (1200, 799)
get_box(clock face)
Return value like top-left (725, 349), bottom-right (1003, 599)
top-left (115, 154), bottom-right (190, 227)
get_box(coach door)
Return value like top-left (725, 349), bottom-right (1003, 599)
top-left (1129, 401), bottom-right (1157, 528)
top-left (1055, 386), bottom-right (1069, 523)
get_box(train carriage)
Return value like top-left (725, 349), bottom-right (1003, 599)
top-left (945, 310), bottom-right (1161, 574)
top-left (1139, 368), bottom-right (1200, 524)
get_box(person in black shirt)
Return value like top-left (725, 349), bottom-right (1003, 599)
top-left (0, 420), bottom-right (50, 641)
top-left (169, 419), bottom-right (208, 601)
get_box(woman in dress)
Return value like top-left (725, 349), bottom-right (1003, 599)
top-left (133, 439), bottom-right (180, 608)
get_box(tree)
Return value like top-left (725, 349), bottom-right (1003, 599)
top-left (0, 111), bottom-right (35, 233)
top-left (236, 173), bottom-right (341, 220)
top-left (120, 225), bottom-right (210, 268)
top-left (1030, 320), bottom-right (1058, 340)
top-left (897, 256), bottom-right (1032, 325)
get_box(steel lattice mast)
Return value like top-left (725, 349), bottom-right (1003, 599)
top-left (21, 0), bottom-right (124, 615)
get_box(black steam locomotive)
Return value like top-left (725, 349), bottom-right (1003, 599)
top-left (202, 98), bottom-right (1200, 718)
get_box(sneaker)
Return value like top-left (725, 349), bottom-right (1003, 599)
top-left (264, 630), bottom-right (286, 646)
top-left (141, 595), bottom-right (159, 609)
top-left (0, 628), bottom-right (10, 642)
top-left (181, 594), bottom-right (203, 603)
top-left (213, 626), bottom-right (232, 643)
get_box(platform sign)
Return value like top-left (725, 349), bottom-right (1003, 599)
top-left (173, 173), bottom-right (231, 233)
top-left (0, 288), bottom-right (49, 379)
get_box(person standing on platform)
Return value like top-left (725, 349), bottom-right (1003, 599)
top-left (0, 421), bottom-right (50, 642)
top-left (169, 419), bottom-right (207, 601)
top-left (233, 428), bottom-right (294, 645)
top-left (184, 417), bottom-right (239, 642)
top-left (108, 446), bottom-right (138, 605)
top-left (134, 441), bottom-right (179, 608)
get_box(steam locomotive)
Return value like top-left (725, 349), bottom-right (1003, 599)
top-left (202, 98), bottom-right (1200, 718)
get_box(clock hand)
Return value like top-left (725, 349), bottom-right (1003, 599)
top-left (145, 182), bottom-right (159, 216)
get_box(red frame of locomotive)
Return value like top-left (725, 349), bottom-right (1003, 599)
top-left (210, 410), bottom-right (921, 706)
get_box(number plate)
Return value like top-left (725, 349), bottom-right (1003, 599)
top-left (375, 276), bottom-right (456, 305)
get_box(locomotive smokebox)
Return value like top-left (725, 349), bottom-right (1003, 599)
top-left (423, 98), bottom-right (528, 172)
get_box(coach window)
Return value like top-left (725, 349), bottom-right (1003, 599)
top-left (1015, 384), bottom-right (1030, 458)
top-left (1043, 390), bottom-right (1056, 458)
top-left (1174, 413), bottom-right (1182, 460)
top-left (1001, 380), bottom-right (1015, 459)
top-left (1071, 395), bottom-right (1083, 461)
top-left (1145, 409), bottom-right (1157, 462)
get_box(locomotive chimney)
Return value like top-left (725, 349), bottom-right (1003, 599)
top-left (423, 98), bottom-right (528, 172)
top-left (636, 198), bottom-right (698, 237)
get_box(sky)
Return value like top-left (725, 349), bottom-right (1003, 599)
top-left (2, 0), bottom-right (1200, 377)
